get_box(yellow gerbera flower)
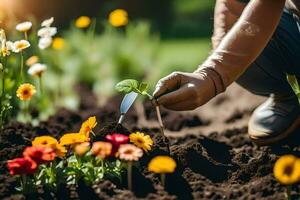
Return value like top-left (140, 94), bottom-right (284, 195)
top-left (109, 9), bottom-right (128, 27)
top-left (274, 155), bottom-right (300, 185)
top-left (52, 37), bottom-right (65, 50)
top-left (32, 136), bottom-right (67, 158)
top-left (129, 132), bottom-right (153, 152)
top-left (79, 116), bottom-right (97, 137)
top-left (32, 136), bottom-right (59, 149)
top-left (26, 55), bottom-right (39, 67)
top-left (148, 156), bottom-right (176, 174)
top-left (60, 133), bottom-right (89, 146)
top-left (54, 144), bottom-right (67, 158)
top-left (75, 16), bottom-right (91, 28)
top-left (16, 83), bottom-right (36, 101)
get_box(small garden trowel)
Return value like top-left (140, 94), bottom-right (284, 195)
top-left (118, 92), bottom-right (138, 124)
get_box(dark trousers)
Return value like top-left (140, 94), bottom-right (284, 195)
top-left (236, 9), bottom-right (300, 98)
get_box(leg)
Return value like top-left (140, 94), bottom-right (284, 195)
top-left (236, 10), bottom-right (300, 145)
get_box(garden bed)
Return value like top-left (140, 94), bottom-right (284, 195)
top-left (1, 84), bottom-right (300, 200)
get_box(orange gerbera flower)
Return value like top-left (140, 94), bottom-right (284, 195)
top-left (60, 133), bottom-right (89, 146)
top-left (16, 83), bottom-right (36, 101)
top-left (91, 141), bottom-right (112, 159)
top-left (79, 116), bottom-right (97, 137)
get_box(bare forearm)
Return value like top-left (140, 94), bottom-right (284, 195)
top-left (212, 0), bottom-right (245, 49)
top-left (201, 0), bottom-right (286, 88)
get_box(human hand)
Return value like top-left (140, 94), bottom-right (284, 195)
top-left (153, 71), bottom-right (216, 111)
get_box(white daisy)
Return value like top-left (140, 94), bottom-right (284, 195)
top-left (37, 27), bottom-right (57, 38)
top-left (38, 37), bottom-right (52, 49)
top-left (12, 40), bottom-right (30, 53)
top-left (28, 63), bottom-right (47, 77)
top-left (41, 17), bottom-right (54, 27)
top-left (16, 21), bottom-right (32, 32)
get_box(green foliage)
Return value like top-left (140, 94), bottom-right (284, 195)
top-left (287, 74), bottom-right (300, 105)
top-left (115, 79), bottom-right (151, 98)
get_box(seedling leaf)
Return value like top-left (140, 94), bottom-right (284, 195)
top-left (115, 79), bottom-right (139, 93)
top-left (139, 82), bottom-right (149, 95)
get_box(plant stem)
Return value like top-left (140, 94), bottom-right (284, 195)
top-left (0, 60), bottom-right (4, 131)
top-left (20, 51), bottom-right (24, 81)
top-left (24, 101), bottom-right (30, 122)
top-left (38, 75), bottom-right (43, 95)
top-left (24, 32), bottom-right (28, 41)
top-left (127, 161), bottom-right (132, 191)
top-left (154, 104), bottom-right (170, 152)
top-left (285, 185), bottom-right (291, 200)
top-left (160, 173), bottom-right (166, 188)
top-left (21, 174), bottom-right (27, 193)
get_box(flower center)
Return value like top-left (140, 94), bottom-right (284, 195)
top-left (22, 89), bottom-right (29, 95)
top-left (284, 165), bottom-right (294, 176)
top-left (137, 138), bottom-right (144, 144)
top-left (124, 149), bottom-right (133, 155)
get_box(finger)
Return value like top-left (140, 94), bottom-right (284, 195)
top-left (157, 84), bottom-right (196, 106)
top-left (153, 72), bottom-right (181, 98)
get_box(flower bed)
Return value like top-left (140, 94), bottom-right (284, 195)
top-left (1, 88), bottom-right (300, 199)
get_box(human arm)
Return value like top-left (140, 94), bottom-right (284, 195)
top-left (154, 0), bottom-right (286, 111)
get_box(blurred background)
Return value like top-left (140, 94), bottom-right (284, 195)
top-left (0, 0), bottom-right (215, 122)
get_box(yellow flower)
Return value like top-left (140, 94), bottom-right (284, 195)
top-left (274, 155), bottom-right (300, 185)
top-left (55, 144), bottom-right (67, 158)
top-left (12, 40), bottom-right (30, 53)
top-left (109, 9), bottom-right (128, 27)
top-left (129, 132), bottom-right (153, 152)
top-left (32, 136), bottom-right (67, 158)
top-left (32, 136), bottom-right (59, 149)
top-left (79, 116), bottom-right (97, 137)
top-left (52, 37), bottom-right (65, 50)
top-left (60, 133), bottom-right (89, 146)
top-left (26, 56), bottom-right (39, 67)
top-left (148, 156), bottom-right (176, 174)
top-left (75, 16), bottom-right (91, 28)
top-left (16, 83), bottom-right (36, 101)
top-left (74, 142), bottom-right (90, 156)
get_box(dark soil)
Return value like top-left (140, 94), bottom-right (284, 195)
top-left (1, 84), bottom-right (300, 200)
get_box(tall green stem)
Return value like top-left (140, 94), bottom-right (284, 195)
top-left (285, 185), bottom-right (291, 200)
top-left (21, 174), bottom-right (27, 193)
top-left (160, 173), bottom-right (166, 188)
top-left (38, 75), bottom-right (43, 95)
top-left (20, 51), bottom-right (24, 81)
top-left (24, 32), bottom-right (28, 41)
top-left (127, 161), bottom-right (132, 190)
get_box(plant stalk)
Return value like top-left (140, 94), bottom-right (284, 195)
top-left (38, 75), bottom-right (43, 95)
top-left (160, 173), bottom-right (166, 188)
top-left (127, 161), bottom-right (132, 191)
top-left (0, 60), bottom-right (4, 131)
top-left (24, 32), bottom-right (28, 41)
top-left (155, 104), bottom-right (170, 152)
top-left (20, 51), bottom-right (24, 81)
top-left (285, 185), bottom-right (291, 200)
top-left (21, 174), bottom-right (27, 193)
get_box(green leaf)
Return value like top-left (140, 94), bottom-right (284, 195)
top-left (115, 79), bottom-right (139, 94)
top-left (287, 75), bottom-right (300, 93)
top-left (139, 82), bottom-right (149, 95)
top-left (287, 74), bottom-right (300, 105)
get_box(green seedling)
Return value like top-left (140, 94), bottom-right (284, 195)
top-left (115, 79), bottom-right (169, 151)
